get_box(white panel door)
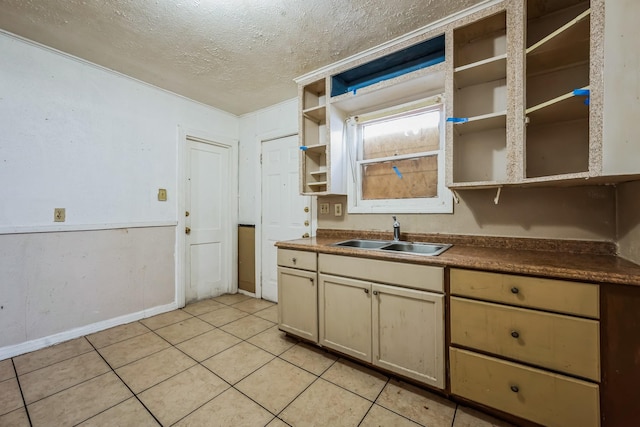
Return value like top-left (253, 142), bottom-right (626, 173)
top-left (186, 139), bottom-right (230, 303)
top-left (261, 135), bottom-right (310, 302)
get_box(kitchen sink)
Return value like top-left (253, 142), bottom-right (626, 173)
top-left (332, 239), bottom-right (452, 256)
top-left (331, 239), bottom-right (391, 249)
top-left (380, 242), bottom-right (452, 256)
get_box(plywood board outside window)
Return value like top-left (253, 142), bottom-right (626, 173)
top-left (362, 156), bottom-right (438, 200)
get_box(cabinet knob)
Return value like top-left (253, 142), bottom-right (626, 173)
top-left (309, 278), bottom-right (314, 284)
top-left (292, 257), bottom-right (297, 265)
top-left (373, 290), bottom-right (379, 295)
top-left (510, 287), bottom-right (519, 294)
top-left (185, 227), bottom-right (191, 235)
top-left (510, 385), bottom-right (519, 393)
top-left (364, 288), bottom-right (369, 294)
top-left (511, 331), bottom-right (520, 339)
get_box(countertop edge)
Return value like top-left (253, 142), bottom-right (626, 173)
top-left (275, 238), bottom-right (640, 287)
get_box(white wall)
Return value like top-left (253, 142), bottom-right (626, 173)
top-left (0, 32), bottom-right (239, 358)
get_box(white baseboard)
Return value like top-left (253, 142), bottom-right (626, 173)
top-left (0, 302), bottom-right (179, 360)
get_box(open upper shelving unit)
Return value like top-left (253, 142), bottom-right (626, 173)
top-left (299, 79), bottom-right (330, 194)
top-left (449, 10), bottom-right (509, 186)
top-left (297, 32), bottom-right (446, 196)
top-left (524, 0), bottom-right (591, 180)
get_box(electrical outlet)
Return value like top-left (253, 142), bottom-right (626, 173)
top-left (320, 203), bottom-right (330, 214)
top-left (54, 208), bottom-right (65, 222)
top-left (334, 203), bottom-right (343, 216)
top-left (158, 188), bottom-right (167, 201)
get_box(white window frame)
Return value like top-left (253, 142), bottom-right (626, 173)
top-left (346, 96), bottom-right (453, 214)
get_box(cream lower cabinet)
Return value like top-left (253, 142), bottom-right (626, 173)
top-left (318, 254), bottom-right (445, 389)
top-left (318, 274), bottom-right (372, 361)
top-left (277, 249), bottom-right (318, 343)
top-left (450, 268), bottom-right (600, 427)
top-left (372, 283), bottom-right (444, 387)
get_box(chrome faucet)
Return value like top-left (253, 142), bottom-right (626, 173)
top-left (392, 216), bottom-right (401, 241)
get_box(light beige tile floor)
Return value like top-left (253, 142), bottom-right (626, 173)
top-left (0, 294), bottom-right (514, 426)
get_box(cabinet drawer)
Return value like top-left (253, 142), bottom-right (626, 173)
top-left (450, 268), bottom-right (599, 318)
top-left (450, 348), bottom-right (600, 427)
top-left (451, 297), bottom-right (600, 381)
top-left (319, 254), bottom-right (443, 293)
top-left (277, 249), bottom-right (317, 271)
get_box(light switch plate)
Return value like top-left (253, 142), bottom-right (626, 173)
top-left (334, 203), bottom-right (343, 216)
top-left (320, 203), bottom-right (330, 214)
top-left (158, 188), bottom-right (167, 201)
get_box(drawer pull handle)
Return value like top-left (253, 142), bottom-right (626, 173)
top-left (510, 385), bottom-right (519, 393)
top-left (511, 331), bottom-right (520, 339)
top-left (510, 287), bottom-right (519, 294)
top-left (364, 288), bottom-right (369, 294)
top-left (373, 290), bottom-right (379, 295)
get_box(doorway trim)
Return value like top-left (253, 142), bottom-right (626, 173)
top-left (176, 126), bottom-right (239, 308)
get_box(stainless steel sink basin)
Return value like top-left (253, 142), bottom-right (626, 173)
top-left (380, 242), bottom-right (452, 256)
top-left (331, 239), bottom-right (452, 256)
top-left (332, 239), bottom-right (391, 249)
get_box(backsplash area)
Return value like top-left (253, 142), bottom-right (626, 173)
top-left (318, 185), bottom-right (616, 242)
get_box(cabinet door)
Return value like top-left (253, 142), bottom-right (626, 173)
top-left (278, 267), bottom-right (318, 343)
top-left (319, 273), bottom-right (372, 362)
top-left (372, 284), bottom-right (444, 388)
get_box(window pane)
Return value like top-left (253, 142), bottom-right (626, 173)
top-left (361, 156), bottom-right (438, 200)
top-left (362, 110), bottom-right (440, 160)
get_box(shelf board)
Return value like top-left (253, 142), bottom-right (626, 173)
top-left (302, 105), bottom-right (326, 123)
top-left (301, 144), bottom-right (326, 153)
top-left (448, 181), bottom-right (505, 190)
top-left (526, 9), bottom-right (590, 75)
top-left (454, 54), bottom-right (507, 88)
top-left (307, 181), bottom-right (328, 187)
top-left (526, 86), bottom-right (589, 125)
top-left (522, 171), bottom-right (591, 184)
top-left (452, 111), bottom-right (507, 135)
top-left (309, 170), bottom-right (327, 177)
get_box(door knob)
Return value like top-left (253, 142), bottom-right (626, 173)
top-left (185, 211), bottom-right (190, 217)
top-left (185, 227), bottom-right (191, 235)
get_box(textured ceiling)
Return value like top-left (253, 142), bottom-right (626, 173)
top-left (0, 0), bottom-right (483, 115)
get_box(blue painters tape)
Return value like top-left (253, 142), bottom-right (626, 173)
top-left (573, 89), bottom-right (590, 106)
top-left (446, 117), bottom-right (468, 123)
top-left (299, 146), bottom-right (308, 151)
top-left (392, 166), bottom-right (403, 179)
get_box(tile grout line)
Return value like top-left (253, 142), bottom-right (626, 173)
top-left (84, 339), bottom-right (164, 427)
top-left (355, 372), bottom-right (391, 427)
top-left (12, 337), bottom-right (95, 377)
top-left (11, 358), bottom-right (33, 427)
top-left (272, 354), bottom-right (339, 422)
top-left (165, 297), bottom-right (278, 425)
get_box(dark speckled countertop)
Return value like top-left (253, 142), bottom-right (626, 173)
top-left (275, 230), bottom-right (640, 287)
